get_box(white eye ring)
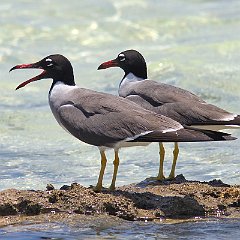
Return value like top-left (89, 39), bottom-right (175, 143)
top-left (45, 58), bottom-right (53, 67)
top-left (118, 53), bottom-right (126, 62)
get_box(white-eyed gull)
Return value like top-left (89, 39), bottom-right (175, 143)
top-left (9, 54), bottom-right (236, 191)
top-left (98, 49), bottom-right (240, 180)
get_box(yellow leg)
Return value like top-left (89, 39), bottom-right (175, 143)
top-left (109, 149), bottom-right (119, 191)
top-left (168, 142), bottom-right (179, 179)
top-left (156, 142), bottom-right (166, 180)
top-left (94, 150), bottom-right (107, 192)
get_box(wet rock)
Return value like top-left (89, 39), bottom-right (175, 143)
top-left (137, 174), bottom-right (188, 188)
top-left (74, 204), bottom-right (98, 215)
top-left (161, 195), bottom-right (205, 217)
top-left (103, 201), bottom-right (136, 221)
top-left (208, 179), bottom-right (230, 187)
top-left (46, 184), bottom-right (55, 191)
top-left (229, 198), bottom-right (240, 207)
top-left (70, 183), bottom-right (79, 189)
top-left (217, 204), bottom-right (227, 211)
top-left (49, 193), bottom-right (59, 203)
top-left (17, 200), bottom-right (41, 215)
top-left (0, 176), bottom-right (239, 225)
top-left (60, 185), bottom-right (71, 190)
top-left (24, 203), bottom-right (41, 215)
top-left (0, 203), bottom-right (18, 216)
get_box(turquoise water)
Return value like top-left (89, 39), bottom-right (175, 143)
top-left (0, 0), bottom-right (240, 238)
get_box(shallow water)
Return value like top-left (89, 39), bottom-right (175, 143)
top-left (0, 218), bottom-right (240, 240)
top-left (0, 0), bottom-right (240, 238)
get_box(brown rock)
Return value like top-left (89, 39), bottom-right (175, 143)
top-left (0, 176), bottom-right (239, 226)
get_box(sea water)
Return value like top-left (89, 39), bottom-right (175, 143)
top-left (0, 0), bottom-right (239, 239)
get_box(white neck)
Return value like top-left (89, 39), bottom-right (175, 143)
top-left (48, 81), bottom-right (77, 113)
top-left (48, 81), bottom-right (78, 132)
top-left (122, 72), bottom-right (144, 84)
top-left (119, 73), bottom-right (145, 96)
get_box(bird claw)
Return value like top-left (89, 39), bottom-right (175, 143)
top-left (89, 185), bottom-right (102, 192)
top-left (108, 184), bottom-right (116, 191)
top-left (166, 175), bottom-right (175, 181)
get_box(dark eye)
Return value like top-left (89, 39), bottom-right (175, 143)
top-left (45, 58), bottom-right (54, 67)
top-left (118, 53), bottom-right (126, 62)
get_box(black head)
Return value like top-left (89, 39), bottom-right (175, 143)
top-left (10, 54), bottom-right (75, 90)
top-left (98, 49), bottom-right (148, 79)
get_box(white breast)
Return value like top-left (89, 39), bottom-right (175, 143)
top-left (48, 81), bottom-right (78, 131)
top-left (118, 73), bottom-right (145, 97)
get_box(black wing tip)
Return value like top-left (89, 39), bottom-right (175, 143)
top-left (182, 128), bottom-right (237, 142)
top-left (225, 136), bottom-right (237, 141)
top-left (131, 128), bottom-right (237, 142)
top-left (233, 115), bottom-right (240, 124)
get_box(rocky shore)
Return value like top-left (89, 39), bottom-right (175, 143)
top-left (0, 175), bottom-right (239, 226)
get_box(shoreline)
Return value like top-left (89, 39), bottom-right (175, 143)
top-left (0, 175), bottom-right (239, 226)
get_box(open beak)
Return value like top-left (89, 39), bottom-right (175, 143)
top-left (9, 63), bottom-right (48, 90)
top-left (97, 59), bottom-right (119, 70)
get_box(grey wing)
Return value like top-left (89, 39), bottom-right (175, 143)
top-left (57, 100), bottom-right (235, 147)
top-left (57, 104), bottom-right (196, 147)
top-left (66, 88), bottom-right (183, 132)
top-left (156, 102), bottom-right (238, 126)
top-left (125, 83), bottom-right (239, 128)
top-left (124, 80), bottom-right (204, 105)
top-left (57, 103), bottom-right (171, 147)
top-left (57, 104), bottom-right (141, 147)
top-left (56, 89), bottom-right (187, 146)
top-left (128, 95), bottom-right (238, 127)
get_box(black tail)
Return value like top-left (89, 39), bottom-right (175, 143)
top-left (184, 126), bottom-right (237, 141)
top-left (131, 127), bottom-right (237, 143)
